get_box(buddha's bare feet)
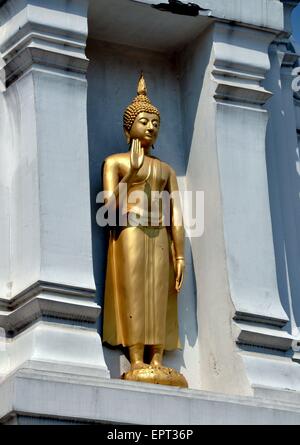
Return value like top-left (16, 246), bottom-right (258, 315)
top-left (131, 361), bottom-right (148, 370)
top-left (150, 359), bottom-right (162, 368)
top-left (150, 344), bottom-right (164, 368)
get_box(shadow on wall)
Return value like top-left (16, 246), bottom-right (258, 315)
top-left (292, 5), bottom-right (300, 43)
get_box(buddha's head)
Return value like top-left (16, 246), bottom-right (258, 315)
top-left (123, 74), bottom-right (160, 148)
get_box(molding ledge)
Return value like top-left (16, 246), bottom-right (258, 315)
top-left (233, 311), bottom-right (288, 328)
top-left (0, 0), bottom-right (89, 86)
top-left (0, 281), bottom-right (96, 311)
top-left (213, 65), bottom-right (272, 107)
top-left (0, 281), bottom-right (99, 336)
top-left (2, 367), bottom-right (300, 424)
top-left (233, 321), bottom-right (293, 351)
top-left (2, 34), bottom-right (89, 86)
top-left (212, 24), bottom-right (274, 108)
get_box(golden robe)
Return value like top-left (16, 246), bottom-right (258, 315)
top-left (103, 156), bottom-right (180, 350)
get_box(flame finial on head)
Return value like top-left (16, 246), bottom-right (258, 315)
top-left (137, 72), bottom-right (147, 96)
top-left (123, 72), bottom-right (160, 132)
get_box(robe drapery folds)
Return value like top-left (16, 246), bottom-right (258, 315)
top-left (103, 154), bottom-right (181, 350)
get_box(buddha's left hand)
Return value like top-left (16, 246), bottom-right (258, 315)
top-left (175, 259), bottom-right (185, 293)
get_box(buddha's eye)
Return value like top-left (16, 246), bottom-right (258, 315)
top-left (139, 119), bottom-right (148, 125)
top-left (153, 121), bottom-right (158, 128)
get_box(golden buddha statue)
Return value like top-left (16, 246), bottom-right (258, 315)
top-left (102, 74), bottom-right (187, 388)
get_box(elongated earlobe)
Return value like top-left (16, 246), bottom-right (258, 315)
top-left (124, 128), bottom-right (131, 145)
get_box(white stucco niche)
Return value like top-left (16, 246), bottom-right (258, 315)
top-left (86, 0), bottom-right (210, 390)
top-left (87, 0), bottom-right (300, 396)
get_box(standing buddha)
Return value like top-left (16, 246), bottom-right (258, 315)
top-left (102, 74), bottom-right (187, 387)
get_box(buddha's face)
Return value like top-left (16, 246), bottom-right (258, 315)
top-left (127, 112), bottom-right (160, 148)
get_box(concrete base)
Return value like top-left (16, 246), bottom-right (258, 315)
top-left (2, 366), bottom-right (300, 425)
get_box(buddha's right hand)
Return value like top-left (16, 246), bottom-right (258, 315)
top-left (129, 139), bottom-right (144, 176)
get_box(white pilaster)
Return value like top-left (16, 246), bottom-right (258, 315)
top-left (264, 37), bottom-right (300, 360)
top-left (183, 21), bottom-right (296, 395)
top-left (0, 0), bottom-right (109, 386)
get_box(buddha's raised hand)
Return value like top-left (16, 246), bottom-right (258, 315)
top-left (130, 138), bottom-right (144, 173)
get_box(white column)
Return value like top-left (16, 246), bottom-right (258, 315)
top-left (265, 38), bottom-right (300, 358)
top-left (0, 0), bottom-right (109, 382)
top-left (183, 21), bottom-right (295, 396)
